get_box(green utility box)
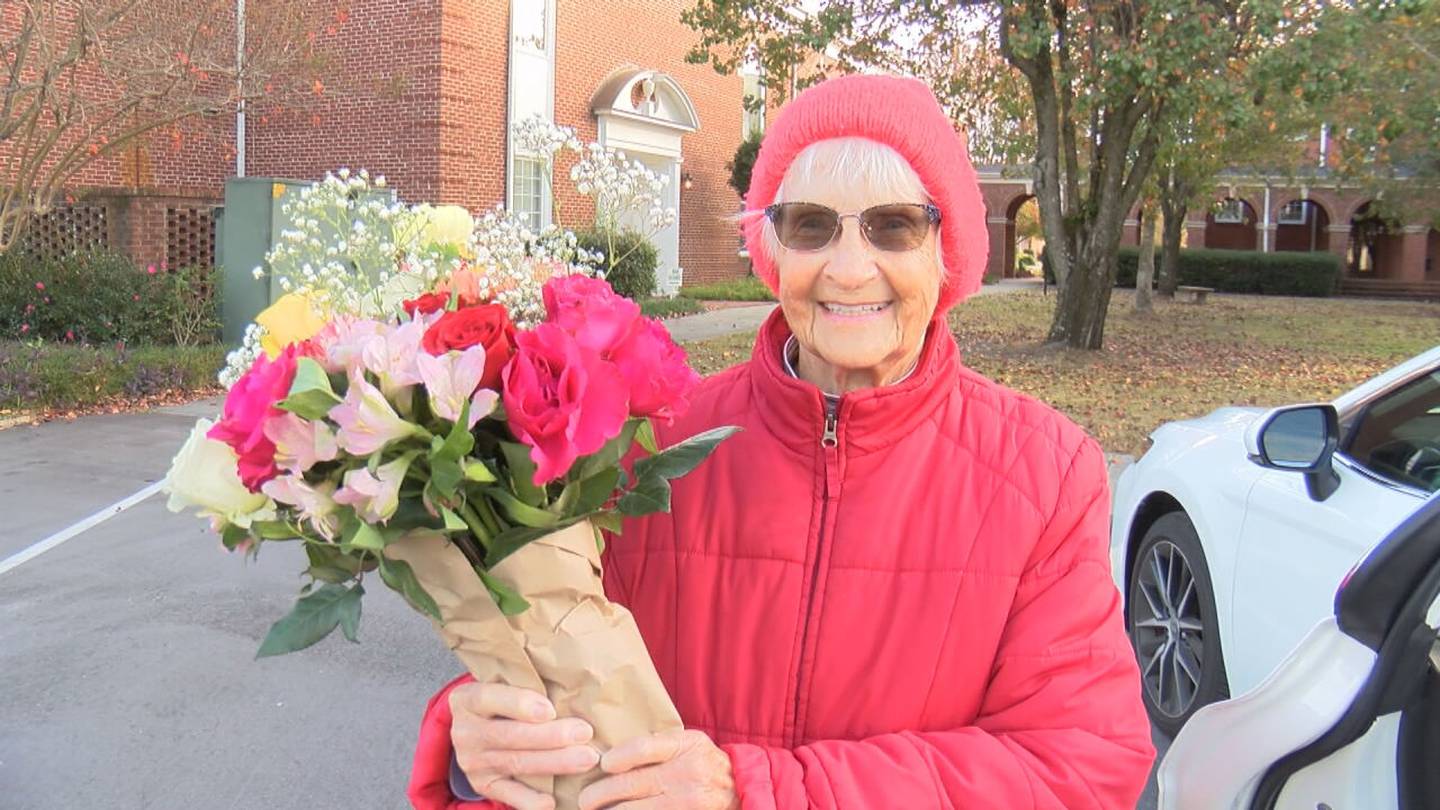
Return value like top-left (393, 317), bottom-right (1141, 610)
top-left (218, 176), bottom-right (395, 344)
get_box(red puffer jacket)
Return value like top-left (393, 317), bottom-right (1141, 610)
top-left (410, 309), bottom-right (1155, 809)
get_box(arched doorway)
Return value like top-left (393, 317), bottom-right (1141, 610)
top-left (1347, 201), bottom-right (1403, 278)
top-left (1204, 197), bottom-right (1259, 251)
top-left (1274, 199), bottom-right (1331, 253)
top-left (590, 68), bottom-right (700, 296)
top-left (1005, 195), bottom-right (1042, 277)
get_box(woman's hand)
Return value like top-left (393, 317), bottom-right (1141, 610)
top-left (450, 682), bottom-right (600, 810)
top-left (577, 729), bottom-right (739, 810)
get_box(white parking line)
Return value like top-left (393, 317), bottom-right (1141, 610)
top-left (0, 481), bottom-right (164, 577)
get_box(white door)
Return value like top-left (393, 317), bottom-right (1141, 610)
top-left (621, 153), bottom-right (680, 295)
top-left (1229, 366), bottom-right (1440, 694)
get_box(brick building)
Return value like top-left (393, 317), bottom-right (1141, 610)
top-left (12, 0), bottom-right (758, 289)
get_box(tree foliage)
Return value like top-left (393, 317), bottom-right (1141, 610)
top-left (0, 0), bottom-right (340, 251)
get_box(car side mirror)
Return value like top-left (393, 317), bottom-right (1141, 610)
top-left (1247, 404), bottom-right (1342, 501)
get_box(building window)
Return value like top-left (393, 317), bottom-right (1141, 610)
top-left (511, 157), bottom-right (544, 230)
top-left (513, 0), bottom-right (547, 52)
top-left (1213, 198), bottom-right (1246, 224)
top-left (1278, 200), bottom-right (1309, 225)
top-left (741, 71), bottom-right (765, 140)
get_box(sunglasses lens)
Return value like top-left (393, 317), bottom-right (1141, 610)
top-left (862, 205), bottom-right (933, 251)
top-left (772, 204), bottom-right (839, 250)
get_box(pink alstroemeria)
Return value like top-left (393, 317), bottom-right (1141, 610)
top-left (360, 317), bottom-right (425, 398)
top-left (261, 475), bottom-right (341, 540)
top-left (263, 412), bottom-right (340, 474)
top-left (414, 346), bottom-right (500, 429)
top-left (332, 457), bottom-right (411, 524)
top-left (324, 319), bottom-right (383, 375)
top-left (329, 372), bottom-right (420, 456)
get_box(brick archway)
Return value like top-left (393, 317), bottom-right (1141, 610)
top-left (1204, 197), bottom-right (1260, 251)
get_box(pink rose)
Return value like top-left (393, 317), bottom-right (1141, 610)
top-left (611, 317), bottom-right (701, 424)
top-left (542, 274), bottom-right (640, 355)
top-left (208, 345), bottom-right (299, 491)
top-left (503, 323), bottom-right (629, 485)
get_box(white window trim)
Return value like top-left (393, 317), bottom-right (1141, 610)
top-left (505, 0), bottom-right (557, 228)
top-left (740, 67), bottom-right (766, 141)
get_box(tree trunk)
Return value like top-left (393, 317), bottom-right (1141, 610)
top-left (1159, 203), bottom-right (1185, 298)
top-left (1136, 200), bottom-right (1157, 313)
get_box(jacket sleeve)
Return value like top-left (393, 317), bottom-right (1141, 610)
top-left (408, 673), bottom-right (506, 810)
top-left (721, 439), bottom-right (1155, 809)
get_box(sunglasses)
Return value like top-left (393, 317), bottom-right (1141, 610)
top-left (764, 202), bottom-right (941, 252)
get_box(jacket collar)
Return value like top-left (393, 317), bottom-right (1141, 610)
top-left (747, 308), bottom-right (961, 457)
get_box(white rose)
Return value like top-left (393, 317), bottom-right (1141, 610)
top-left (164, 419), bottom-right (276, 531)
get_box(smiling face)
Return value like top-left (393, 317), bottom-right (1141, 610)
top-left (768, 138), bottom-right (943, 395)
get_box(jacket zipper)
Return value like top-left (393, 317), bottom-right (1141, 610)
top-left (792, 397), bottom-right (840, 745)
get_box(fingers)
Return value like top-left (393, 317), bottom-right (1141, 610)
top-left (468, 717), bottom-right (594, 750)
top-left (451, 682), bottom-right (556, 722)
top-left (578, 766), bottom-right (661, 810)
top-left (600, 730), bottom-right (687, 774)
top-left (475, 777), bottom-right (557, 810)
top-left (462, 744), bottom-right (601, 778)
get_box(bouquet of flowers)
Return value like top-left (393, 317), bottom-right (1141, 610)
top-left (163, 166), bottom-right (732, 807)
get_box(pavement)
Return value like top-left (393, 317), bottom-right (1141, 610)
top-left (0, 279), bottom-right (1170, 810)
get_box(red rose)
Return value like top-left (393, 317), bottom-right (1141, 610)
top-left (421, 304), bottom-right (516, 390)
top-left (402, 292), bottom-right (450, 318)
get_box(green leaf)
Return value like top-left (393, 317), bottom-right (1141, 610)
top-left (304, 543), bottom-right (361, 584)
top-left (499, 442), bottom-right (546, 506)
top-left (343, 520), bottom-right (386, 552)
top-left (591, 511), bottom-right (624, 535)
top-left (635, 418), bottom-right (659, 455)
top-left (476, 568), bottom-right (530, 615)
top-left (255, 582), bottom-right (364, 658)
top-left (277, 357), bottom-right (342, 420)
top-left (250, 520), bottom-right (302, 540)
top-left (221, 524), bottom-right (250, 551)
top-left (573, 467), bottom-right (621, 516)
top-left (616, 475), bottom-right (671, 516)
top-left (633, 426), bottom-right (740, 482)
top-left (429, 458), bottom-right (464, 500)
top-left (433, 399), bottom-right (476, 462)
top-left (377, 556), bottom-right (442, 621)
top-left (578, 419), bottom-right (640, 479)
top-left (388, 499), bottom-right (444, 533)
top-left (463, 460), bottom-right (497, 483)
top-left (440, 506), bottom-right (467, 531)
top-left (484, 525), bottom-right (556, 568)
top-left (485, 488), bottom-right (559, 529)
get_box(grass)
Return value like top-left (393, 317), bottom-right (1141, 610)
top-left (639, 297), bottom-right (705, 319)
top-left (679, 275), bottom-right (776, 302)
top-left (0, 341), bottom-right (226, 418)
top-left (680, 290), bottom-right (1440, 456)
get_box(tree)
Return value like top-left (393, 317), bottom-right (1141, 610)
top-left (684, 0), bottom-right (1290, 349)
top-left (0, 0), bottom-right (338, 252)
top-left (727, 129), bottom-right (763, 199)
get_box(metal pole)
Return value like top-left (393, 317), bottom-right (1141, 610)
top-left (235, 0), bottom-right (246, 178)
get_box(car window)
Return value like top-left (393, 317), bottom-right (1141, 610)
top-left (1341, 368), bottom-right (1440, 493)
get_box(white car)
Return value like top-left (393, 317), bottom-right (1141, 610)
top-left (1109, 344), bottom-right (1440, 737)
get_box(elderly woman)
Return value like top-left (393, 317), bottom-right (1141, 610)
top-left (409, 74), bottom-right (1155, 809)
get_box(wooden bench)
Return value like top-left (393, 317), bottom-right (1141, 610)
top-left (1177, 285), bottom-right (1213, 304)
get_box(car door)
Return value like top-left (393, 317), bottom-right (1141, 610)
top-left (1229, 364), bottom-right (1440, 696)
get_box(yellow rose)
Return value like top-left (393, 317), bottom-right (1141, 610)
top-left (418, 204), bottom-right (476, 254)
top-left (164, 418), bottom-right (275, 532)
top-left (256, 292), bottom-right (327, 358)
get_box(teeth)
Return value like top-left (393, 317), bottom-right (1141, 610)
top-left (824, 302), bottom-right (886, 314)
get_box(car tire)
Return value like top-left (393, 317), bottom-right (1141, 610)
top-left (1127, 511), bottom-right (1230, 737)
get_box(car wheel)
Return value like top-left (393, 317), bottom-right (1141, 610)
top-left (1128, 511), bottom-right (1230, 737)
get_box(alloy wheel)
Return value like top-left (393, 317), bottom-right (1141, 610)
top-left (1130, 539), bottom-right (1208, 718)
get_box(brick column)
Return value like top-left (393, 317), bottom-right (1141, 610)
top-left (987, 217), bottom-right (1008, 279)
top-left (1396, 226), bottom-right (1430, 282)
top-left (1185, 220), bottom-right (1207, 249)
top-left (1121, 218), bottom-right (1140, 247)
top-left (1326, 225), bottom-right (1351, 271)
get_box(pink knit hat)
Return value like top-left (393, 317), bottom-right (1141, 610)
top-left (743, 74), bottom-right (990, 314)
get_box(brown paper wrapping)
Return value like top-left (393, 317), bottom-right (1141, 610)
top-left (385, 520), bottom-right (682, 808)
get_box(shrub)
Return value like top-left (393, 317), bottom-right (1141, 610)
top-left (573, 228), bottom-right (659, 300)
top-left (0, 251), bottom-right (221, 344)
top-left (678, 275), bottom-right (776, 301)
top-left (639, 297), bottom-right (704, 319)
top-left (1116, 247), bottom-right (1340, 297)
top-left (0, 340), bottom-right (225, 411)
top-left (727, 131), bottom-right (763, 199)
